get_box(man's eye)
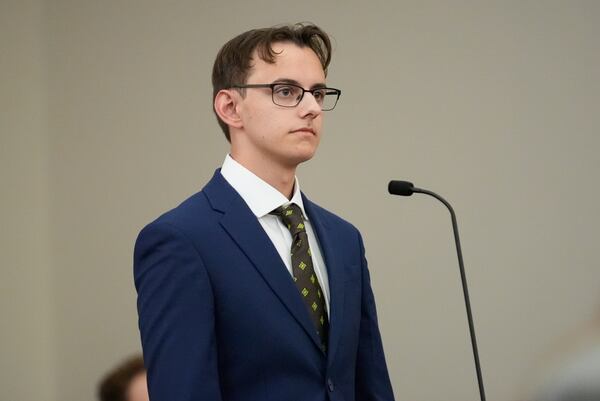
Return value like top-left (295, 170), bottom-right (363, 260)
top-left (312, 89), bottom-right (326, 100)
top-left (274, 86), bottom-right (297, 97)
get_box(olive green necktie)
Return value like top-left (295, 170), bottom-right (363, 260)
top-left (271, 203), bottom-right (329, 352)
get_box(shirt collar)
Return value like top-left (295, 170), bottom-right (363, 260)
top-left (220, 154), bottom-right (308, 220)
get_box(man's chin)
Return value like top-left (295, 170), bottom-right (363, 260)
top-left (294, 147), bottom-right (319, 165)
top-left (279, 150), bottom-right (318, 169)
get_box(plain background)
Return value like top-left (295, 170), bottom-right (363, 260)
top-left (2, 1), bottom-right (599, 400)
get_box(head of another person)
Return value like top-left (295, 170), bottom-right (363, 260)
top-left (98, 354), bottom-right (148, 401)
top-left (212, 23), bottom-right (341, 171)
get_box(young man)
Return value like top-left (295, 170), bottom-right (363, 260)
top-left (134, 23), bottom-right (395, 401)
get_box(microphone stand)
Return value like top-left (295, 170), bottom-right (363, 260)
top-left (412, 186), bottom-right (486, 401)
top-left (389, 181), bottom-right (486, 401)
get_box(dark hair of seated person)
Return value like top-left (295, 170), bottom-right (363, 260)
top-left (98, 354), bottom-right (145, 401)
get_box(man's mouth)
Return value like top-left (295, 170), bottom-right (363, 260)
top-left (291, 128), bottom-right (316, 135)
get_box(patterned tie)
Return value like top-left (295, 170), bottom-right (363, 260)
top-left (271, 203), bottom-right (329, 352)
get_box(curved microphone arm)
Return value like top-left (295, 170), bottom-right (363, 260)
top-left (389, 180), bottom-right (486, 401)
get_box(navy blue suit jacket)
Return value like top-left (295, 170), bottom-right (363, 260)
top-left (134, 171), bottom-right (395, 401)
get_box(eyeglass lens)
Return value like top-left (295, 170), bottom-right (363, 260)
top-left (272, 84), bottom-right (338, 110)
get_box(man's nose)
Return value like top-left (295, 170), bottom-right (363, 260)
top-left (298, 92), bottom-right (322, 117)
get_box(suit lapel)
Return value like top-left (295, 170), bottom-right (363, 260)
top-left (204, 171), bottom-right (324, 352)
top-left (302, 194), bottom-right (346, 363)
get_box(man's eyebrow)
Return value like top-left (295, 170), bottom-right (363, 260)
top-left (273, 78), bottom-right (327, 89)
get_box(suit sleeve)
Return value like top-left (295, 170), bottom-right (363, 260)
top-left (134, 221), bottom-right (223, 401)
top-left (355, 231), bottom-right (396, 401)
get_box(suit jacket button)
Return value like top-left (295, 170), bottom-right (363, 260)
top-left (327, 378), bottom-right (334, 392)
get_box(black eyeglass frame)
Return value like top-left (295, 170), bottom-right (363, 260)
top-left (230, 83), bottom-right (342, 111)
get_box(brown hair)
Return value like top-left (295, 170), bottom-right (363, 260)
top-left (98, 354), bottom-right (146, 401)
top-left (211, 22), bottom-right (333, 141)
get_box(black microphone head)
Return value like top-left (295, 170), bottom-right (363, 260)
top-left (388, 180), bottom-right (415, 196)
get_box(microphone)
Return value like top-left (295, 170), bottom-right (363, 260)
top-left (388, 180), bottom-right (487, 401)
top-left (387, 180), bottom-right (415, 196)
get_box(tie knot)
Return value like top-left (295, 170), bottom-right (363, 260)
top-left (271, 204), bottom-right (306, 236)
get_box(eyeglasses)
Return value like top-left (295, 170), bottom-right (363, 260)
top-left (231, 83), bottom-right (342, 111)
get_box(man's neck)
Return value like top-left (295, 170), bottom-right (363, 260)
top-left (229, 152), bottom-right (297, 199)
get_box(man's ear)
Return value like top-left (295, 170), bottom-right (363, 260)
top-left (214, 89), bottom-right (243, 129)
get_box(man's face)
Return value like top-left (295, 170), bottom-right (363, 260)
top-left (235, 42), bottom-right (326, 169)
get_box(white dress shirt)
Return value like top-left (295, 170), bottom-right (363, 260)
top-left (220, 154), bottom-right (330, 314)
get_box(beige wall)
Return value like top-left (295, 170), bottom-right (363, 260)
top-left (1, 1), bottom-right (55, 400)
top-left (2, 1), bottom-right (599, 400)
